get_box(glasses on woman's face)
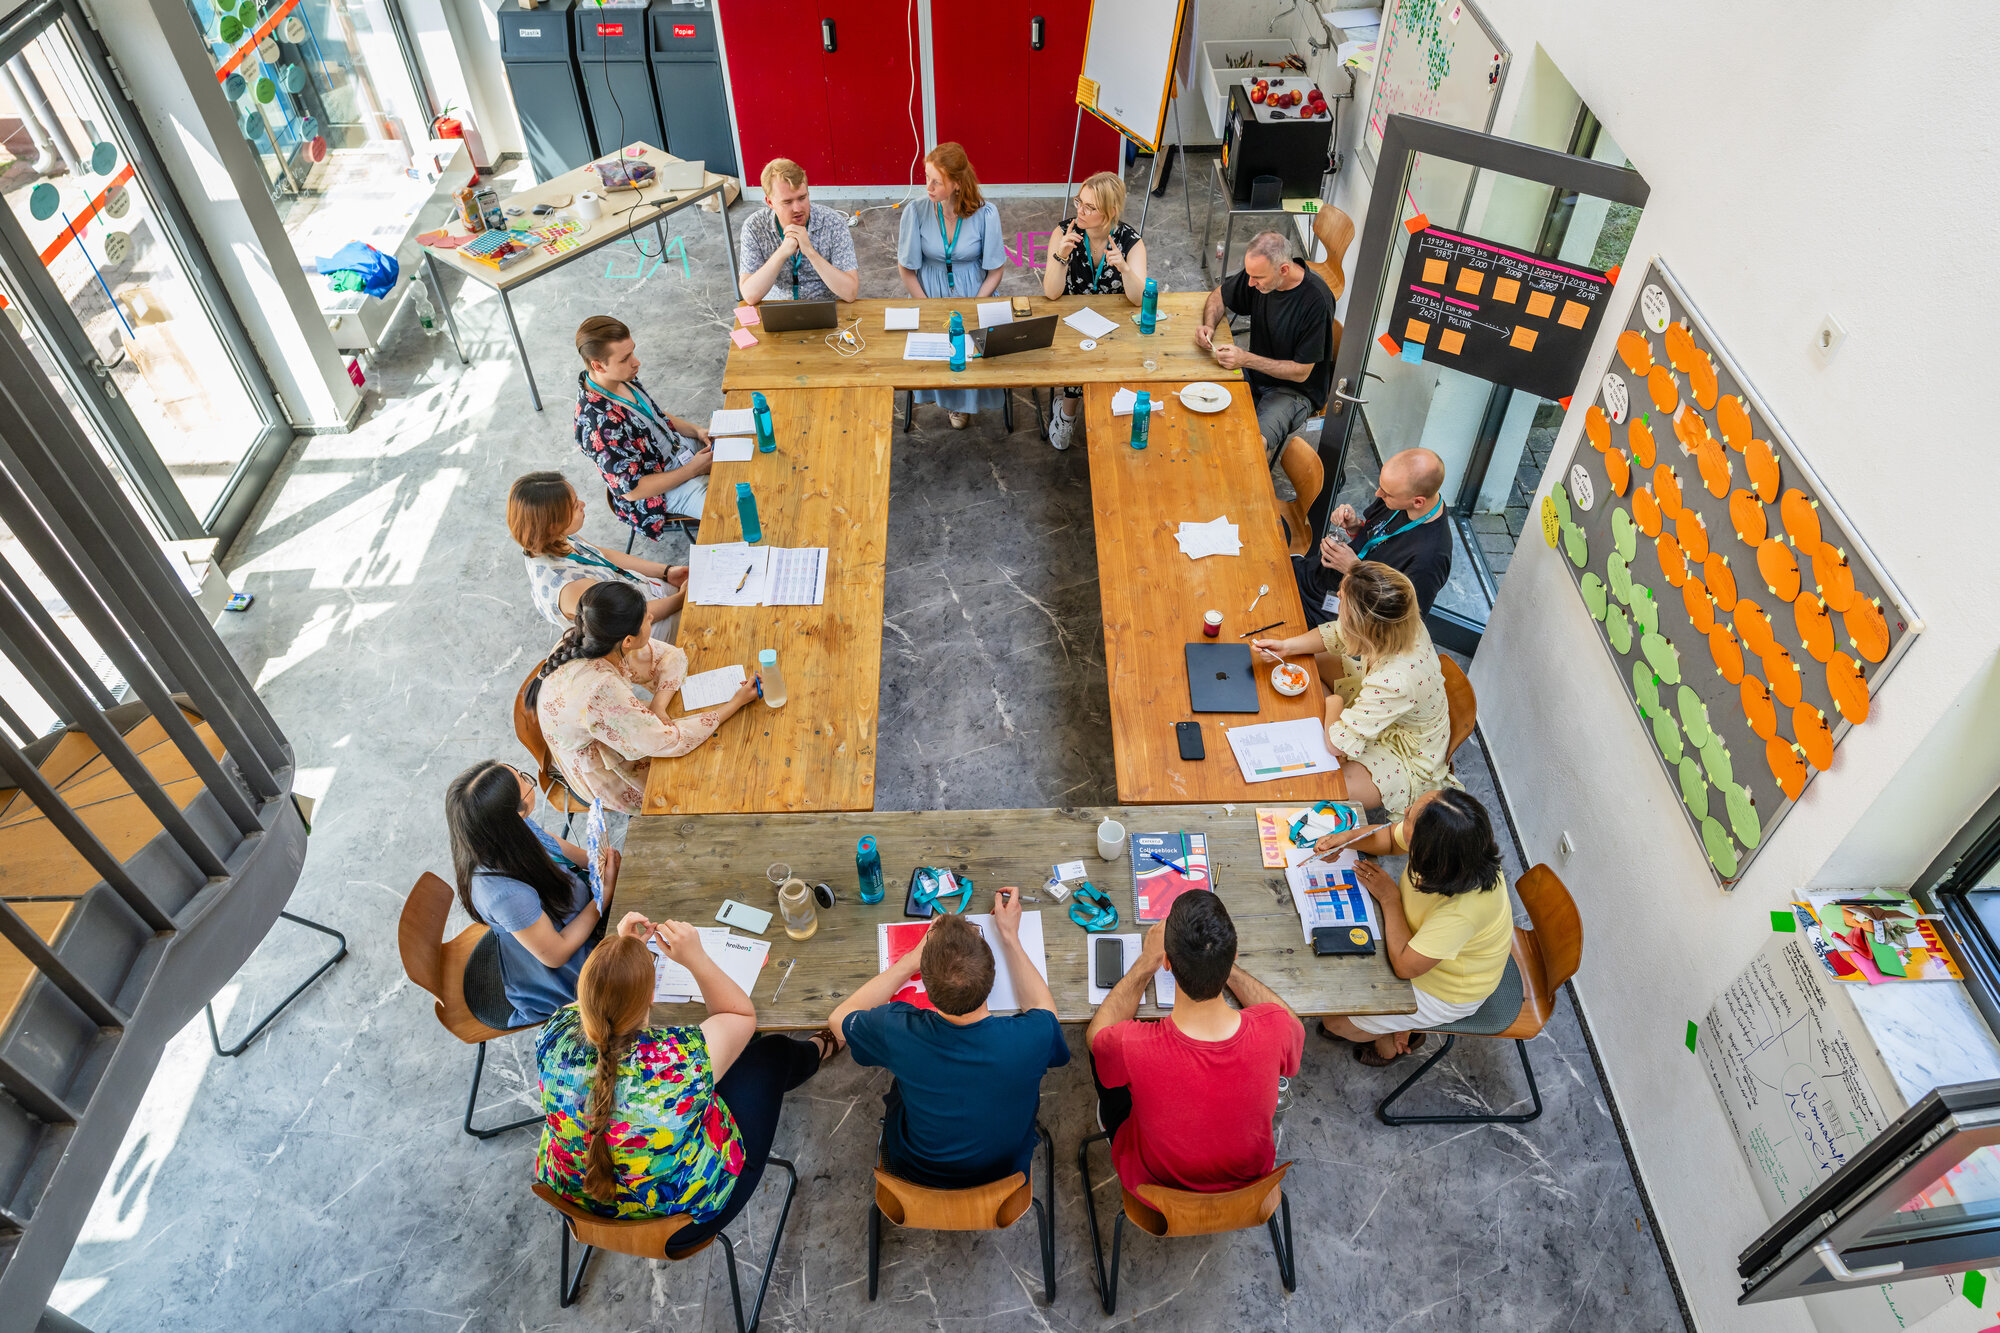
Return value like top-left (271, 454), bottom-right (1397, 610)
top-left (1073, 195), bottom-right (1102, 217)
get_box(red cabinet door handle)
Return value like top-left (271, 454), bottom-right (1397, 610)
top-left (822, 17), bottom-right (836, 51)
top-left (1031, 15), bottom-right (1044, 49)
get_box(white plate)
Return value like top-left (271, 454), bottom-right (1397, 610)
top-left (1179, 382), bottom-right (1231, 414)
top-left (1271, 661), bottom-right (1311, 696)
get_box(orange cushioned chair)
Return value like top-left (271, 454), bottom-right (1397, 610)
top-left (868, 1123), bottom-right (1055, 1303)
top-left (1376, 863), bottom-right (1583, 1126)
top-left (1278, 436), bottom-right (1325, 557)
top-left (1439, 655), bottom-right (1477, 767)
top-left (1076, 1131), bottom-right (1295, 1313)
top-left (515, 662), bottom-right (592, 838)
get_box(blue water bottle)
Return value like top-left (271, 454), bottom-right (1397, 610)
top-left (752, 390), bottom-right (775, 453)
top-left (735, 482), bottom-right (762, 543)
top-left (948, 310), bottom-right (966, 372)
top-left (1139, 277), bottom-right (1158, 335)
top-left (1130, 392), bottom-right (1151, 448)
top-left (856, 835), bottom-right (885, 905)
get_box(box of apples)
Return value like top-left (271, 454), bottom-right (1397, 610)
top-left (1245, 77), bottom-right (1329, 119)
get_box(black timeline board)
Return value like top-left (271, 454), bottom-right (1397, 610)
top-left (1546, 259), bottom-right (1919, 886)
top-left (1382, 221), bottom-right (1612, 401)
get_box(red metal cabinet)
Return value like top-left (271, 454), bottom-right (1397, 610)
top-left (718, 0), bottom-right (835, 182)
top-left (819, 0), bottom-right (925, 184)
top-left (931, 0), bottom-right (1117, 184)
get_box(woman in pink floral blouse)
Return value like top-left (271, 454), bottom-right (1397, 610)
top-left (528, 583), bottom-right (760, 812)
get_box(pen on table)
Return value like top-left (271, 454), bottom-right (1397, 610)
top-left (733, 563), bottom-right (755, 593)
top-left (1147, 851), bottom-right (1190, 875)
top-left (1240, 620), bottom-right (1286, 639)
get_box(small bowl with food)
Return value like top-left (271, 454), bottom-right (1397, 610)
top-left (1271, 661), bottom-right (1311, 696)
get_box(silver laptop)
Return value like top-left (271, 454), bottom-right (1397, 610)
top-left (655, 159), bottom-right (705, 191)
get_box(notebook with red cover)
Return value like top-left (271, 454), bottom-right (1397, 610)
top-left (1131, 832), bottom-right (1213, 923)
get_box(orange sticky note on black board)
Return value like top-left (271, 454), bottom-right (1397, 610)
top-left (1422, 258), bottom-right (1448, 284)
top-left (1438, 329), bottom-right (1466, 355)
top-left (1606, 264), bottom-right (1622, 285)
top-left (1559, 300), bottom-right (1590, 329)
top-left (1525, 290), bottom-right (1556, 318)
top-left (1492, 277), bottom-right (1520, 303)
top-left (1511, 325), bottom-right (1539, 351)
top-left (1377, 333), bottom-right (1400, 355)
top-left (1405, 318), bottom-right (1431, 343)
top-left (1455, 269), bottom-right (1484, 296)
top-left (1404, 213), bottom-right (1430, 234)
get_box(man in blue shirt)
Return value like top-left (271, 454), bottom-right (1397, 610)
top-left (829, 892), bottom-right (1069, 1188)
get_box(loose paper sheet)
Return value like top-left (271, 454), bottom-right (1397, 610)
top-left (1063, 307), bottom-right (1118, 338)
top-left (767, 548), bottom-right (828, 606)
top-left (679, 663), bottom-right (747, 712)
top-left (884, 307), bottom-right (920, 330)
top-left (1110, 387), bottom-right (1170, 418)
top-left (648, 929), bottom-right (770, 1003)
top-left (1089, 933), bottom-right (1141, 1004)
top-left (712, 438), bottom-right (755, 462)
top-left (1224, 718), bottom-right (1342, 783)
top-left (709, 408), bottom-right (756, 436)
top-left (977, 301), bottom-right (1014, 328)
top-left (904, 333), bottom-right (956, 360)
top-left (688, 542), bottom-right (769, 606)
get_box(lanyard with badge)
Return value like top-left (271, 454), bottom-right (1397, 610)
top-left (589, 378), bottom-right (683, 461)
top-left (936, 204), bottom-right (963, 291)
top-left (1352, 502), bottom-right (1442, 560)
top-left (1078, 229), bottom-right (1109, 291)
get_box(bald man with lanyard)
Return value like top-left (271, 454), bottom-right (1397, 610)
top-left (1296, 447), bottom-right (1453, 625)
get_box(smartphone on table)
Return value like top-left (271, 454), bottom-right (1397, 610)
top-left (1093, 936), bottom-right (1125, 990)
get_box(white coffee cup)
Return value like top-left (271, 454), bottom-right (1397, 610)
top-left (1097, 818), bottom-right (1126, 861)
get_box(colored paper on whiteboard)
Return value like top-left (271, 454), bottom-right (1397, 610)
top-left (1076, 75), bottom-right (1099, 108)
top-left (1376, 333), bottom-right (1399, 355)
top-left (730, 327), bottom-right (758, 349)
top-left (1685, 1020), bottom-right (1699, 1052)
top-left (1400, 340), bottom-right (1424, 363)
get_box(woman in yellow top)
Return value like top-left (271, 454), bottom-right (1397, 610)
top-left (1252, 561), bottom-right (1455, 817)
top-left (1317, 789), bottom-right (1515, 1065)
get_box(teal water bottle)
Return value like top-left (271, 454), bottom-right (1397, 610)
top-left (856, 835), bottom-right (885, 904)
top-left (752, 391), bottom-right (775, 453)
top-left (735, 482), bottom-right (762, 543)
top-left (1131, 392), bottom-right (1151, 448)
top-left (1139, 277), bottom-right (1158, 335)
top-left (948, 310), bottom-right (966, 372)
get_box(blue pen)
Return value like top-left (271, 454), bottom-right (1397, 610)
top-left (1147, 851), bottom-right (1190, 875)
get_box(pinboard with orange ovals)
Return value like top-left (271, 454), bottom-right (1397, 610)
top-left (1550, 259), bottom-right (1918, 886)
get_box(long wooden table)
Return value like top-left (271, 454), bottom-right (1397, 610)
top-left (641, 387), bottom-right (892, 816)
top-left (722, 294), bottom-right (1239, 391)
top-left (621, 807), bottom-right (1416, 1027)
top-left (1085, 382), bottom-right (1346, 805)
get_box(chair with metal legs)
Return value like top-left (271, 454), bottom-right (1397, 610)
top-left (532, 1156), bottom-right (799, 1331)
top-left (397, 871), bottom-right (542, 1139)
top-left (603, 484), bottom-right (695, 556)
top-left (1076, 1131), bottom-right (1295, 1313)
top-left (867, 1122), bottom-right (1055, 1303)
top-left (1375, 863), bottom-right (1583, 1126)
top-left (514, 664), bottom-right (592, 840)
top-left (902, 389), bottom-right (1015, 434)
top-left (203, 909), bottom-right (348, 1056)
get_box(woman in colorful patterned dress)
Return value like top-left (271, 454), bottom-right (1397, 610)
top-left (535, 917), bottom-right (832, 1243)
top-left (528, 582), bottom-right (760, 813)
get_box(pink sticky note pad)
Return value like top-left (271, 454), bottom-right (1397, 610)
top-left (735, 305), bottom-right (761, 326)
top-left (624, 145), bottom-right (645, 158)
top-left (731, 327), bottom-right (759, 349)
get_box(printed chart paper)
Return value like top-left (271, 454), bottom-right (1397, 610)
top-left (1225, 718), bottom-right (1341, 783)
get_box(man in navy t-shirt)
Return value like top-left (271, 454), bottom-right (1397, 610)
top-left (829, 893), bottom-right (1069, 1188)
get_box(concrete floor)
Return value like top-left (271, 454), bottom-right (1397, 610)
top-left (51, 157), bottom-right (1688, 1331)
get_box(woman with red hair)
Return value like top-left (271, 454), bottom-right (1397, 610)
top-left (897, 142), bottom-right (1007, 428)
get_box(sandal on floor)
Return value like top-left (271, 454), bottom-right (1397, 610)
top-left (807, 1027), bottom-right (839, 1065)
top-left (1353, 1031), bottom-right (1427, 1067)
top-left (947, 411), bottom-right (971, 429)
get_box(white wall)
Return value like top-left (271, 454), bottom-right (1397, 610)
top-left (1457, 2), bottom-right (2000, 1331)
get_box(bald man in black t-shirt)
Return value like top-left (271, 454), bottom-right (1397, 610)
top-left (1196, 231), bottom-right (1335, 462)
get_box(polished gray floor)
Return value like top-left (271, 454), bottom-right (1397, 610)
top-left (52, 157), bottom-right (1686, 1331)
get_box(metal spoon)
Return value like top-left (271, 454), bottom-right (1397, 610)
top-left (1247, 584), bottom-right (1270, 613)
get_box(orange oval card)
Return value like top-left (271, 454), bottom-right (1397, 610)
top-left (1689, 355), bottom-right (1719, 411)
top-left (1696, 437), bottom-right (1731, 497)
top-left (1763, 644), bottom-right (1803, 708)
top-left (1729, 490), bottom-right (1767, 545)
top-left (1766, 736), bottom-right (1808, 801)
top-left (1717, 395), bottom-right (1752, 450)
top-left (1676, 507), bottom-right (1710, 564)
top-left (1664, 321), bottom-right (1699, 371)
top-left (1704, 551), bottom-right (1738, 612)
top-left (1605, 447), bottom-right (1632, 495)
top-left (1617, 329), bottom-right (1655, 375)
top-left (1779, 488), bottom-right (1821, 550)
top-left (1741, 673), bottom-right (1776, 739)
top-left (1813, 545), bottom-right (1856, 612)
top-left (1656, 532), bottom-right (1689, 587)
top-left (1795, 594), bottom-right (1835, 663)
top-left (1634, 485), bottom-right (1662, 536)
top-left (1630, 415), bottom-right (1658, 469)
top-left (1710, 623), bottom-right (1745, 684)
top-left (1747, 439), bottom-right (1780, 501)
top-left (1845, 598), bottom-right (1890, 664)
top-left (1653, 464), bottom-right (1683, 517)
top-left (1585, 404), bottom-right (1611, 452)
top-left (1827, 652), bottom-right (1870, 724)
top-left (1683, 576), bottom-right (1716, 633)
top-left (1757, 539), bottom-right (1800, 600)
top-left (1648, 365), bottom-right (1680, 415)
top-left (1735, 599), bottom-right (1775, 657)
top-left (1793, 704), bottom-right (1834, 772)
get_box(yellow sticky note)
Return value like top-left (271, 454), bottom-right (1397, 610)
top-left (1511, 325), bottom-right (1539, 351)
top-left (1422, 258), bottom-right (1448, 285)
top-left (1439, 328), bottom-right (1466, 355)
top-left (1405, 318), bottom-right (1431, 343)
top-left (1559, 300), bottom-right (1590, 329)
top-left (1492, 277), bottom-right (1520, 303)
top-left (1455, 268), bottom-right (1484, 296)
top-left (1525, 290), bottom-right (1556, 318)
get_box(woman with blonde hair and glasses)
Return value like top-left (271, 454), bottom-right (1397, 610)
top-left (897, 142), bottom-right (1006, 428)
top-left (1040, 170), bottom-right (1148, 450)
top-left (1252, 561), bottom-right (1456, 816)
top-left (535, 916), bottom-right (833, 1241)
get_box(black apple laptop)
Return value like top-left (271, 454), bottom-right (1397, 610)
top-left (1186, 643), bottom-right (1261, 712)
top-left (758, 299), bottom-right (840, 331)
top-left (972, 314), bottom-right (1059, 358)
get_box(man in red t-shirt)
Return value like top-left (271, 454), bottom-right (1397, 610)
top-left (1086, 892), bottom-right (1305, 1194)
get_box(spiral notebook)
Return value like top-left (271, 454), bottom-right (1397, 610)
top-left (1130, 832), bottom-right (1213, 923)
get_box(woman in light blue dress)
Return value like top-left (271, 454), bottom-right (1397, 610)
top-left (897, 142), bottom-right (1007, 427)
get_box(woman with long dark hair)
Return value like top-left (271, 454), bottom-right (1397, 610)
top-left (1315, 788), bottom-right (1514, 1065)
top-left (535, 916), bottom-right (832, 1238)
top-left (529, 582), bottom-right (759, 813)
top-left (447, 759), bottom-right (611, 1027)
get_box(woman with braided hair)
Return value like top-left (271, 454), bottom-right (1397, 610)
top-left (534, 913), bottom-right (833, 1236)
top-left (530, 581), bottom-right (760, 812)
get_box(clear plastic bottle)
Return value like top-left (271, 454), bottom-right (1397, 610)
top-left (948, 310), bottom-right (966, 372)
top-left (758, 647), bottom-right (787, 708)
top-left (856, 835), bottom-right (885, 904)
top-left (777, 877), bottom-right (818, 940)
top-left (736, 482), bottom-right (762, 543)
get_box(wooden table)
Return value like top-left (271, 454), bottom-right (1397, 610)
top-left (423, 142), bottom-right (738, 411)
top-left (621, 807), bottom-right (1415, 1028)
top-left (641, 387), bottom-right (892, 816)
top-left (721, 294), bottom-right (1239, 391)
top-left (1083, 382), bottom-right (1346, 806)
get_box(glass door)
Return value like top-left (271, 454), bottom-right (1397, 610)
top-left (0, 0), bottom-right (290, 543)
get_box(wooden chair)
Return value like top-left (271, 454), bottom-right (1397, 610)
top-left (1304, 204), bottom-right (1356, 301)
top-left (1377, 863), bottom-right (1584, 1126)
top-left (396, 871), bottom-right (542, 1139)
top-left (514, 662), bottom-right (591, 837)
top-left (604, 483), bottom-right (696, 555)
top-left (1440, 655), bottom-right (1477, 766)
top-left (1076, 1132), bottom-right (1295, 1313)
top-left (532, 1163), bottom-right (798, 1331)
top-left (868, 1124), bottom-right (1055, 1303)
top-left (1277, 436), bottom-right (1324, 557)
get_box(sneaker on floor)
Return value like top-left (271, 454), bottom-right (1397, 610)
top-left (947, 411), bottom-right (971, 429)
top-left (1048, 406), bottom-right (1075, 451)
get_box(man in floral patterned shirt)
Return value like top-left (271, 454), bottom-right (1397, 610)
top-left (572, 315), bottom-right (712, 543)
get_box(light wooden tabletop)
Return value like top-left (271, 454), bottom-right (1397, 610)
top-left (721, 294), bottom-right (1241, 391)
top-left (1083, 382), bottom-right (1348, 806)
top-left (621, 806), bottom-right (1415, 1028)
top-left (641, 387), bottom-right (892, 816)
top-left (426, 142), bottom-right (729, 292)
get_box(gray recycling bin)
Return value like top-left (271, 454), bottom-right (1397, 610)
top-left (575, 0), bottom-right (666, 157)
top-left (649, 5), bottom-right (737, 177)
top-left (498, 0), bottom-right (596, 181)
